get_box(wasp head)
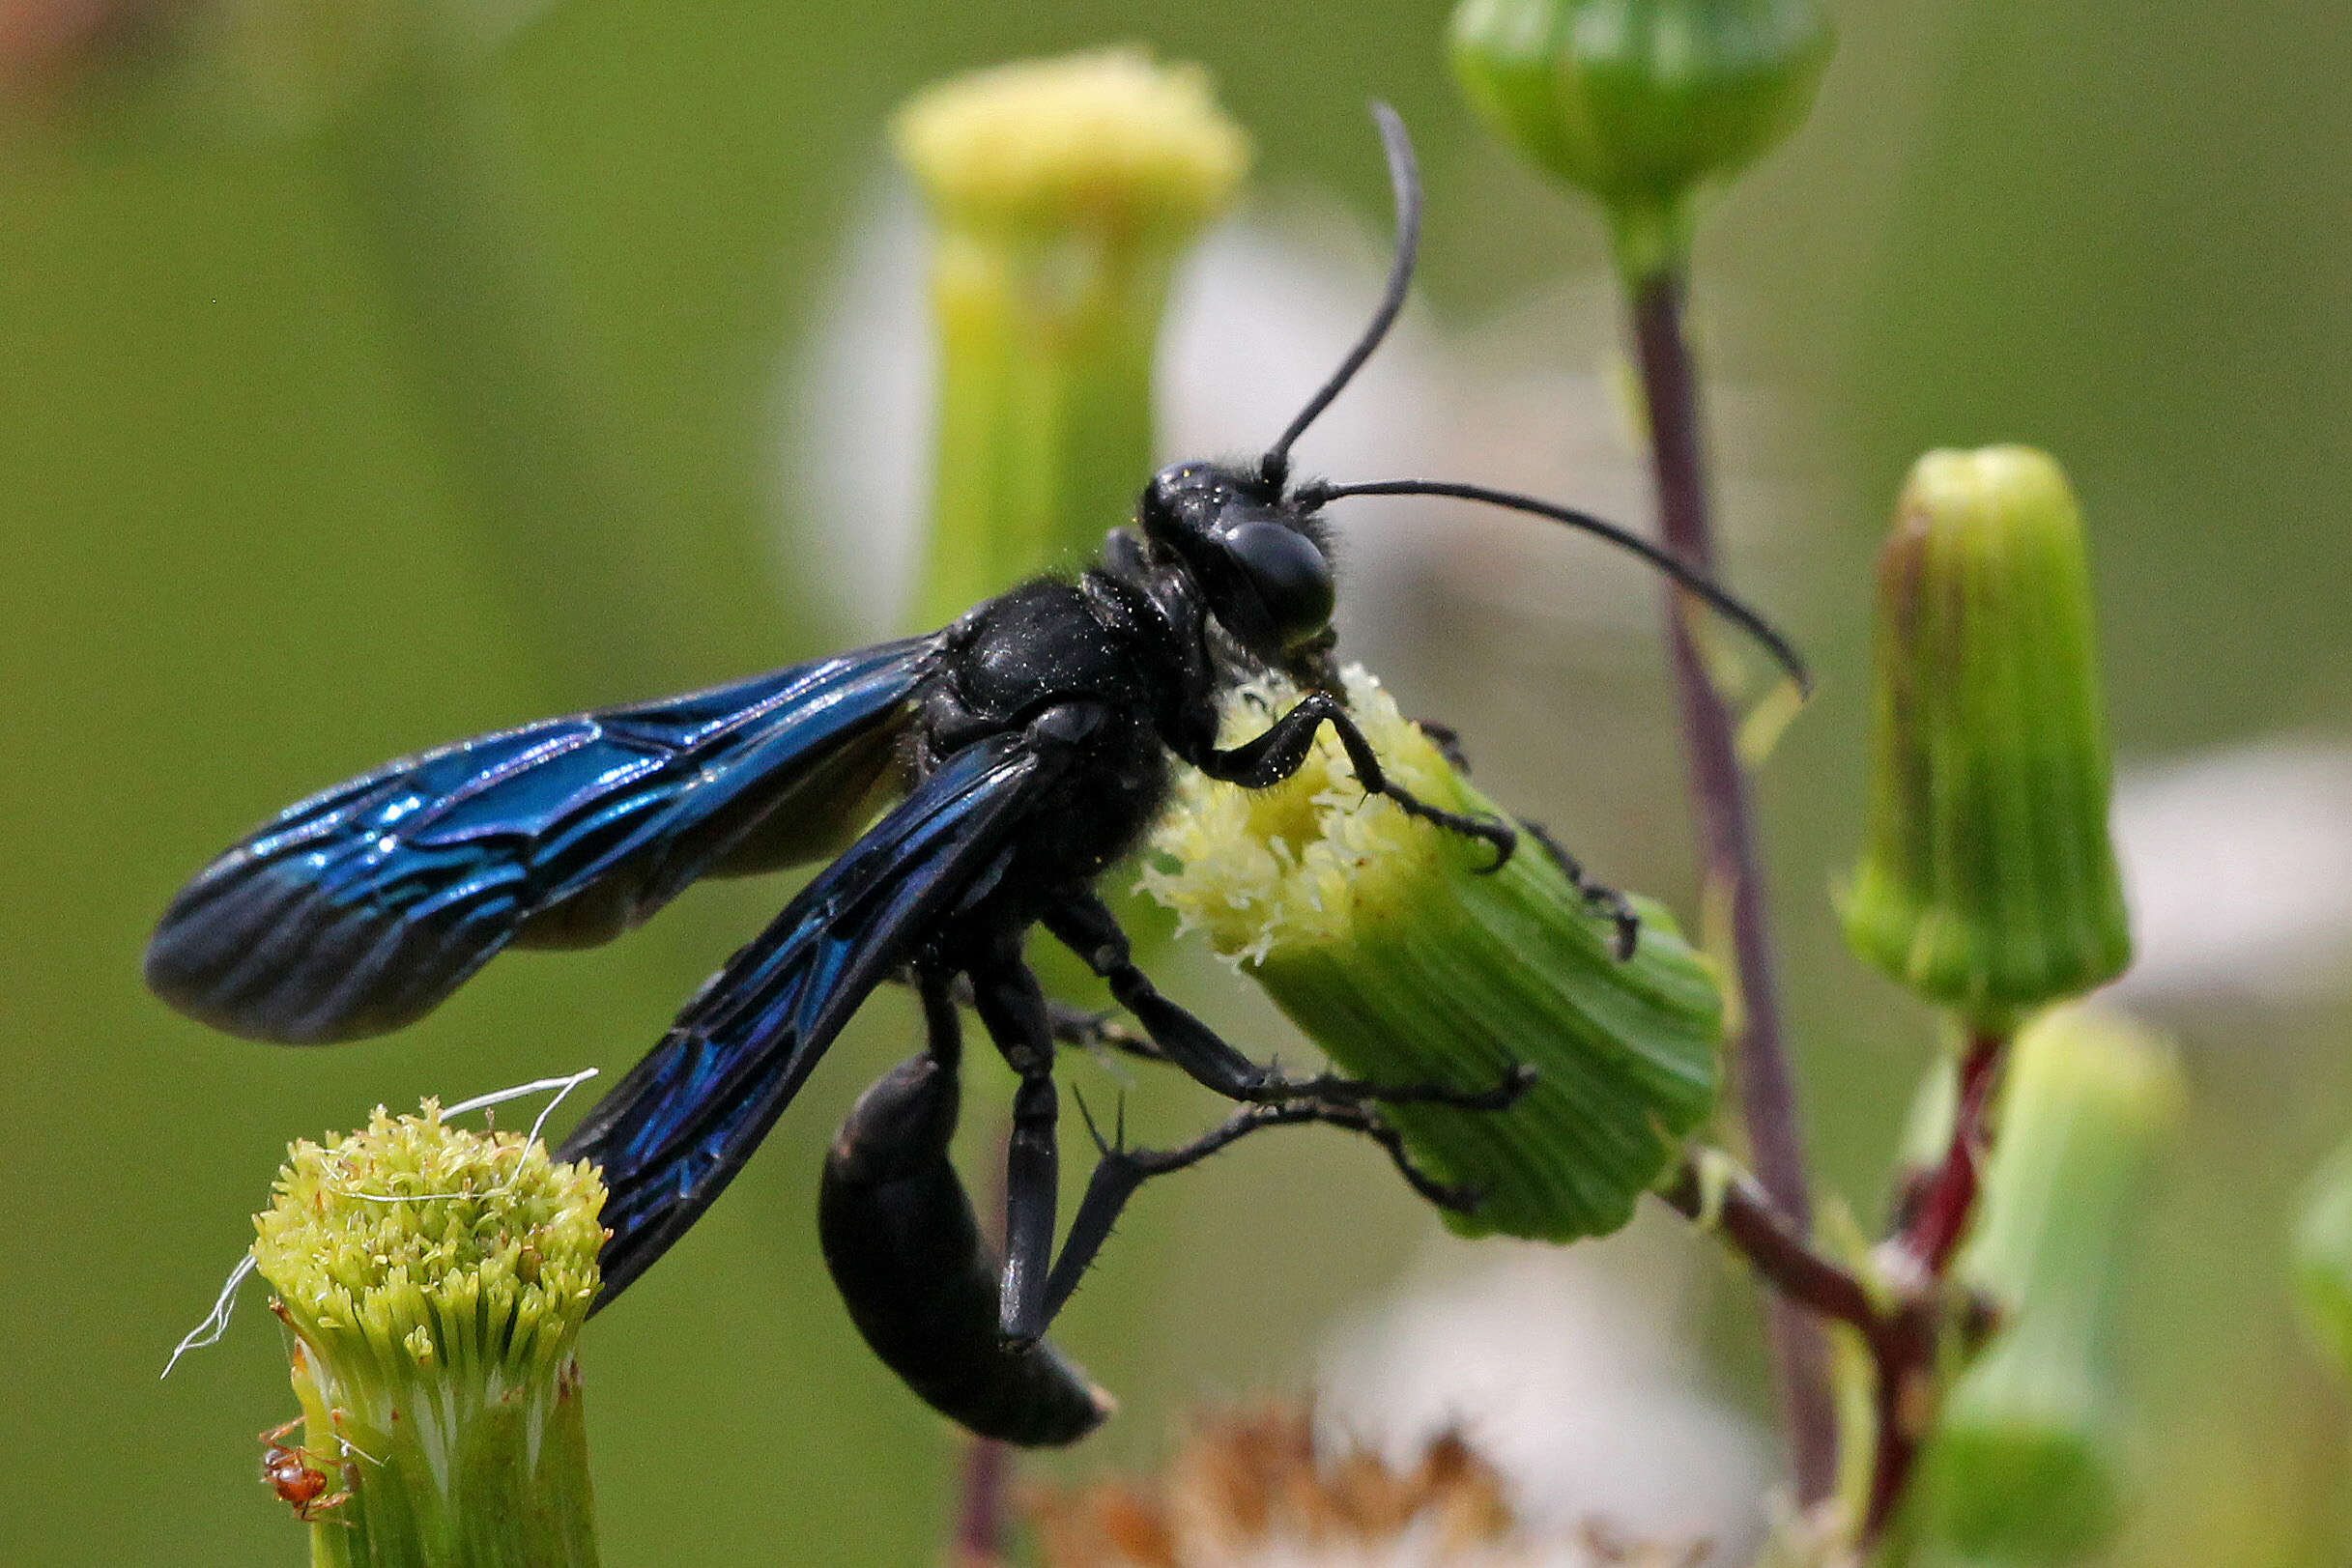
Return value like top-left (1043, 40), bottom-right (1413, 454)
top-left (1138, 461), bottom-right (1336, 673)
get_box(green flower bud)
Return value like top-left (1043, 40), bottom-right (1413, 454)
top-left (895, 50), bottom-right (1249, 625)
top-left (2291, 1132), bottom-right (2352, 1383)
top-left (1141, 667), bottom-right (1722, 1242)
top-left (1843, 447), bottom-right (2133, 1034)
top-left (1919, 1009), bottom-right (2184, 1564)
top-left (250, 1099), bottom-right (606, 1568)
top-left (1448, 0), bottom-right (1831, 278)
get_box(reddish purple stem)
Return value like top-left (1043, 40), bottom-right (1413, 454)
top-left (1627, 269), bottom-right (1840, 1506)
top-left (1863, 1030), bottom-right (2011, 1538)
top-left (954, 1438), bottom-right (1012, 1565)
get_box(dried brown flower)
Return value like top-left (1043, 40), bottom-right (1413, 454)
top-left (1026, 1405), bottom-right (1709, 1567)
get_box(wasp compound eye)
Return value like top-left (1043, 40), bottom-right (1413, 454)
top-left (1221, 522), bottom-right (1334, 647)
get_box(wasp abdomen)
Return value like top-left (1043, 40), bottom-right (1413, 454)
top-left (817, 1053), bottom-right (1113, 1446)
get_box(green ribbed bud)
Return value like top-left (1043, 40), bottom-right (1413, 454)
top-left (2291, 1133), bottom-right (2352, 1383)
top-left (1141, 667), bottom-right (1722, 1242)
top-left (895, 50), bottom-right (1249, 625)
top-left (250, 1100), bottom-right (606, 1568)
top-left (1448, 0), bottom-right (1831, 279)
top-left (1843, 447), bottom-right (2133, 1034)
top-left (1918, 1009), bottom-right (2184, 1564)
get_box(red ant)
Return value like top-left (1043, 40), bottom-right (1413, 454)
top-left (260, 1419), bottom-right (354, 1525)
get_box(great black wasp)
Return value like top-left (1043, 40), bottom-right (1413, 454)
top-left (146, 108), bottom-right (1805, 1446)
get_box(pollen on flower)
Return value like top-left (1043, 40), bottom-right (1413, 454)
top-left (894, 49), bottom-right (1250, 238)
top-left (1141, 666), bottom-right (1473, 962)
top-left (250, 1099), bottom-right (606, 1454)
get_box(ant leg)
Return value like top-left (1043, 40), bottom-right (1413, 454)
top-left (965, 950), bottom-right (1062, 1346)
top-left (1039, 1089), bottom-right (1486, 1322)
top-left (1191, 692), bottom-right (1515, 870)
top-left (1043, 893), bottom-right (1534, 1111)
top-left (1521, 818), bottom-right (1640, 960)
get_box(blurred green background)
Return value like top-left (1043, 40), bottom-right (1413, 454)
top-left (5, 0), bottom-right (2349, 1563)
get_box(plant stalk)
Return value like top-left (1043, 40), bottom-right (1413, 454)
top-left (953, 1114), bottom-right (1017, 1564)
top-left (1864, 1029), bottom-right (2011, 1542)
top-left (1625, 267), bottom-right (1838, 1505)
top-left (954, 1437), bottom-right (1013, 1567)
top-left (1658, 1156), bottom-right (1874, 1334)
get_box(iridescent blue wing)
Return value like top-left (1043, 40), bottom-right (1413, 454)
top-left (145, 639), bottom-right (938, 1044)
top-left (560, 732), bottom-right (1061, 1307)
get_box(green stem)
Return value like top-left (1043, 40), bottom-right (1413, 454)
top-left (917, 231), bottom-right (1163, 627)
top-left (296, 1364), bottom-right (599, 1568)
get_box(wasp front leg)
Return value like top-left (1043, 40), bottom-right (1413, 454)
top-left (1191, 690), bottom-right (1516, 869)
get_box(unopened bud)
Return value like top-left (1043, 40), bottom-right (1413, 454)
top-left (1142, 667), bottom-right (1722, 1242)
top-left (895, 50), bottom-right (1248, 622)
top-left (1920, 1009), bottom-right (2183, 1564)
top-left (1843, 447), bottom-right (2133, 1033)
top-left (1448, 0), bottom-right (1831, 278)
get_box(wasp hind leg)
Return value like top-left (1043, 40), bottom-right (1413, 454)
top-left (816, 969), bottom-right (1110, 1447)
top-left (1043, 891), bottom-right (1533, 1110)
top-left (1037, 1088), bottom-right (1491, 1325)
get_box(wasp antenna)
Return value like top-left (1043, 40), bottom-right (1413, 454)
top-left (1259, 102), bottom-right (1422, 490)
top-left (1305, 477), bottom-right (1813, 695)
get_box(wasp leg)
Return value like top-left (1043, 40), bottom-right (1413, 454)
top-left (1041, 998), bottom-right (1165, 1061)
top-left (1521, 817), bottom-right (1640, 960)
top-left (964, 945), bottom-right (1065, 1346)
top-left (1409, 716), bottom-right (1470, 771)
top-left (901, 969), bottom-right (1167, 1064)
top-left (1043, 895), bottom-right (1265, 1098)
top-left (1044, 892), bottom-right (1533, 1111)
top-left (1191, 690), bottom-right (1515, 870)
top-left (817, 970), bottom-right (1111, 1446)
top-left (1039, 1090), bottom-right (1486, 1324)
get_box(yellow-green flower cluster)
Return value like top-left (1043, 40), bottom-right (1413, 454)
top-left (896, 50), bottom-right (1249, 243)
top-left (894, 51), bottom-right (1249, 624)
top-left (1143, 667), bottom-right (1721, 1242)
top-left (252, 1100), bottom-right (605, 1567)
